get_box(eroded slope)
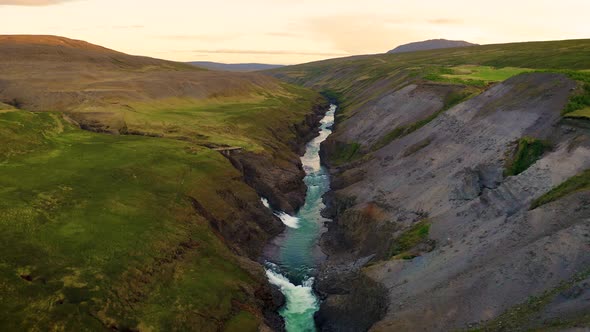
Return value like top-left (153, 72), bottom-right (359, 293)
top-left (270, 39), bottom-right (590, 331)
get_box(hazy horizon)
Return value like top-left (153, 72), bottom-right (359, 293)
top-left (1, 0), bottom-right (589, 65)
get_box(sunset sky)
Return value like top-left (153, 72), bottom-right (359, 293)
top-left (2, 0), bottom-right (589, 64)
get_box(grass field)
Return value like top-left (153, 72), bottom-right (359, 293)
top-left (0, 110), bottom-right (273, 331)
top-left (426, 65), bottom-right (530, 87)
top-left (95, 83), bottom-right (320, 153)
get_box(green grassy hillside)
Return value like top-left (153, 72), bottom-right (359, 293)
top-left (0, 100), bottom-right (321, 330)
top-left (0, 110), bottom-right (262, 330)
top-left (75, 83), bottom-right (320, 153)
top-left (0, 36), bottom-right (324, 331)
top-left (271, 39), bottom-right (590, 119)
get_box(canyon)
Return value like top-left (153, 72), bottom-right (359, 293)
top-left (1, 35), bottom-right (589, 332)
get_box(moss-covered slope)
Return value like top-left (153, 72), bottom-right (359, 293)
top-left (0, 36), bottom-right (326, 331)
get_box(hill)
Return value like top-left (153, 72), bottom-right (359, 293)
top-left (0, 35), bottom-right (317, 150)
top-left (189, 61), bottom-right (284, 72)
top-left (0, 35), bottom-right (193, 70)
top-left (387, 38), bottom-right (477, 53)
top-left (269, 38), bottom-right (590, 331)
top-left (0, 35), bottom-right (326, 331)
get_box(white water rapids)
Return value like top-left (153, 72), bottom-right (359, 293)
top-left (262, 104), bottom-right (336, 332)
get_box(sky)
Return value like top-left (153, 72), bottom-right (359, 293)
top-left (1, 0), bottom-right (589, 65)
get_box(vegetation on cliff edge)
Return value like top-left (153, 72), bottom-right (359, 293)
top-left (389, 220), bottom-right (431, 260)
top-left (504, 137), bottom-right (551, 177)
top-left (531, 169), bottom-right (590, 209)
top-left (469, 269), bottom-right (590, 331)
top-left (561, 71), bottom-right (590, 118)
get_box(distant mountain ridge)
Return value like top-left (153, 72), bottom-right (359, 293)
top-left (388, 39), bottom-right (477, 54)
top-left (189, 61), bottom-right (284, 72)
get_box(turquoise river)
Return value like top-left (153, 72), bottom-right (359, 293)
top-left (264, 104), bottom-right (336, 332)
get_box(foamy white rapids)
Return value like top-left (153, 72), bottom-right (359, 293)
top-left (274, 211), bottom-right (300, 229)
top-left (260, 196), bottom-right (299, 228)
top-left (301, 104), bottom-right (336, 173)
top-left (261, 197), bottom-right (271, 209)
top-left (265, 267), bottom-right (318, 331)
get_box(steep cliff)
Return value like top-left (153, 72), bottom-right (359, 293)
top-left (270, 39), bottom-right (590, 331)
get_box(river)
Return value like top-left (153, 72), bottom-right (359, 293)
top-left (263, 104), bottom-right (336, 332)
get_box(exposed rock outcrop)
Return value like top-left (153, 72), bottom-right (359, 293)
top-left (223, 101), bottom-right (329, 215)
top-left (316, 73), bottom-right (590, 331)
top-left (315, 264), bottom-right (387, 332)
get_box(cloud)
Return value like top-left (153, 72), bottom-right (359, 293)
top-left (384, 18), bottom-right (411, 25)
top-left (155, 34), bottom-right (241, 42)
top-left (265, 32), bottom-right (299, 38)
top-left (0, 0), bottom-right (73, 5)
top-left (112, 25), bottom-right (144, 29)
top-left (428, 18), bottom-right (463, 25)
top-left (190, 49), bottom-right (349, 56)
